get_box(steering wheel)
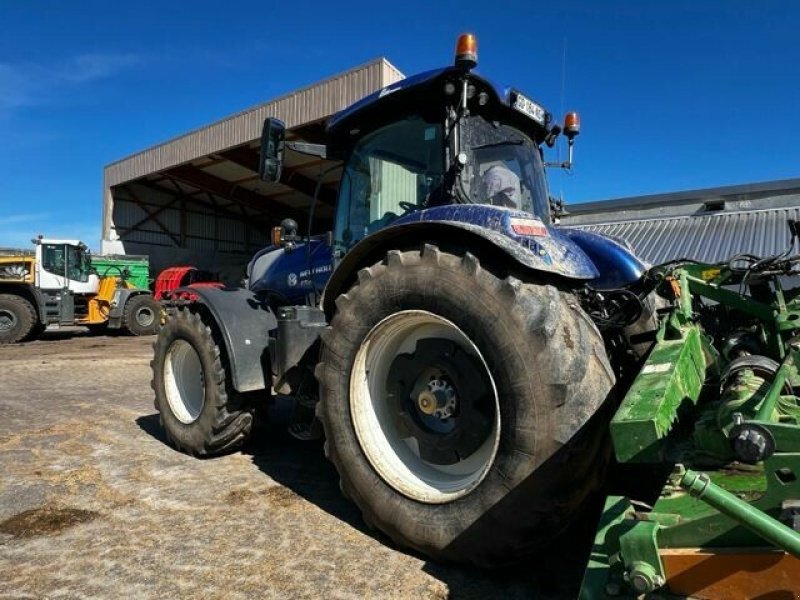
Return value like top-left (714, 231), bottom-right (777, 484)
top-left (398, 201), bottom-right (419, 214)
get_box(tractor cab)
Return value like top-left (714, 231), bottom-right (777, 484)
top-left (253, 34), bottom-right (593, 304)
top-left (324, 36), bottom-right (562, 254)
top-left (34, 238), bottom-right (99, 295)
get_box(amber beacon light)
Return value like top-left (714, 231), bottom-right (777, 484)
top-left (564, 112), bottom-right (581, 139)
top-left (455, 33), bottom-right (478, 70)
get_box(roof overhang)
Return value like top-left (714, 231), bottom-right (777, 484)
top-left (103, 58), bottom-right (405, 238)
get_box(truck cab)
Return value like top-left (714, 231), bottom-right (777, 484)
top-left (0, 237), bottom-right (160, 343)
top-left (33, 238), bottom-right (101, 325)
top-left (34, 239), bottom-right (99, 296)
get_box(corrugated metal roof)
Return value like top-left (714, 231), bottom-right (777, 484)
top-left (104, 58), bottom-right (403, 188)
top-left (565, 177), bottom-right (800, 222)
top-left (102, 58), bottom-right (406, 247)
top-left (573, 206), bottom-right (800, 265)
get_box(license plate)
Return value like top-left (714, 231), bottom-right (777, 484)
top-left (511, 92), bottom-right (546, 125)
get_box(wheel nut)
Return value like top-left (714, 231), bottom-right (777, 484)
top-left (418, 391), bottom-right (437, 415)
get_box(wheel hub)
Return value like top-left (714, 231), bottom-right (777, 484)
top-left (164, 339), bottom-right (205, 424)
top-left (0, 309), bottom-right (15, 332)
top-left (136, 307), bottom-right (155, 327)
top-left (417, 378), bottom-right (457, 419)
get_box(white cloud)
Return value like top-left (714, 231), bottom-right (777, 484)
top-left (0, 212), bottom-right (52, 226)
top-left (0, 52), bottom-right (141, 116)
top-left (0, 215), bottom-right (100, 252)
top-left (60, 53), bottom-right (141, 84)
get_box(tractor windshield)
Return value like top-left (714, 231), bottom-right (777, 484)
top-left (457, 115), bottom-right (550, 221)
top-left (334, 116), bottom-right (445, 253)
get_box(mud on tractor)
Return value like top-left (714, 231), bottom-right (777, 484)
top-left (0, 238), bottom-right (160, 343)
top-left (151, 35), bottom-right (800, 597)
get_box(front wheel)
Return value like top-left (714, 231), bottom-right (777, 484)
top-left (0, 294), bottom-right (37, 344)
top-left (123, 294), bottom-right (161, 336)
top-left (316, 245), bottom-right (616, 567)
top-left (152, 308), bottom-right (255, 456)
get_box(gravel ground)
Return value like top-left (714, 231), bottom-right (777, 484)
top-left (0, 328), bottom-right (587, 599)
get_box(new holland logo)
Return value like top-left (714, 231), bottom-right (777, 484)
top-left (378, 86), bottom-right (400, 98)
top-left (287, 273), bottom-right (298, 287)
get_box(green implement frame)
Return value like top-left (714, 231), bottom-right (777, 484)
top-left (580, 263), bottom-right (800, 598)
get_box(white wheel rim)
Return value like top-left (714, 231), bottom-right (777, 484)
top-left (350, 310), bottom-right (500, 504)
top-left (0, 309), bottom-right (16, 332)
top-left (164, 340), bottom-right (205, 424)
top-left (136, 306), bottom-right (155, 327)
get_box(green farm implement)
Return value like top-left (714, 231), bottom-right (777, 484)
top-left (581, 253), bottom-right (800, 598)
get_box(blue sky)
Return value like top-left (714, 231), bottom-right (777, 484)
top-left (1, 1), bottom-right (798, 250)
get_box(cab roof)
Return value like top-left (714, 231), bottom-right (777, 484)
top-left (36, 239), bottom-right (85, 247)
top-left (326, 66), bottom-right (552, 154)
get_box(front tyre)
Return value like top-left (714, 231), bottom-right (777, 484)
top-left (123, 294), bottom-right (161, 336)
top-left (316, 245), bottom-right (615, 567)
top-left (152, 308), bottom-right (254, 456)
top-left (0, 294), bottom-right (37, 344)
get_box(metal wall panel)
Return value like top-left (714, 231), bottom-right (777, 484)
top-left (575, 207), bottom-right (800, 265)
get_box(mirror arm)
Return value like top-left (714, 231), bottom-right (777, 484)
top-left (285, 141), bottom-right (327, 159)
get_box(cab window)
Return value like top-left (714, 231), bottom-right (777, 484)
top-left (66, 245), bottom-right (89, 282)
top-left (334, 117), bottom-right (444, 253)
top-left (42, 244), bottom-right (66, 277)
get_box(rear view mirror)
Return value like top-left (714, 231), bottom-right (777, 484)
top-left (259, 118), bottom-right (286, 182)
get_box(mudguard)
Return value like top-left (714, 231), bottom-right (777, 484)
top-left (322, 204), bottom-right (603, 316)
top-left (108, 288), bottom-right (151, 329)
top-left (177, 286), bottom-right (277, 393)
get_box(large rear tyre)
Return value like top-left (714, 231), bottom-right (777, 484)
top-left (152, 308), bottom-right (254, 456)
top-left (316, 245), bottom-right (615, 567)
top-left (0, 294), bottom-right (37, 344)
top-left (123, 294), bottom-right (161, 336)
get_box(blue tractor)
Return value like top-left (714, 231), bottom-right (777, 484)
top-left (152, 35), bottom-right (654, 568)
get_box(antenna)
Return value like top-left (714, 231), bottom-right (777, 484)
top-left (558, 37), bottom-right (567, 166)
top-left (560, 37), bottom-right (567, 118)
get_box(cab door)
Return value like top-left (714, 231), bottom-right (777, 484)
top-left (35, 243), bottom-right (74, 323)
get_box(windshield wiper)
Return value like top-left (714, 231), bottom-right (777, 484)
top-left (471, 139), bottom-right (524, 150)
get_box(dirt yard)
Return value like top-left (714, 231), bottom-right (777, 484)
top-left (0, 328), bottom-right (585, 599)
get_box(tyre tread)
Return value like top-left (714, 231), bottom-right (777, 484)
top-left (316, 244), bottom-right (615, 567)
top-left (151, 307), bottom-right (255, 456)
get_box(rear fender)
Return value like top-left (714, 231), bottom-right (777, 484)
top-left (322, 220), bottom-right (598, 317)
top-left (172, 286), bottom-right (277, 393)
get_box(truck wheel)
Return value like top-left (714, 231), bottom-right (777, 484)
top-left (123, 294), bottom-right (161, 336)
top-left (151, 308), bottom-right (254, 456)
top-left (0, 294), bottom-right (37, 344)
top-left (316, 245), bottom-right (615, 567)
